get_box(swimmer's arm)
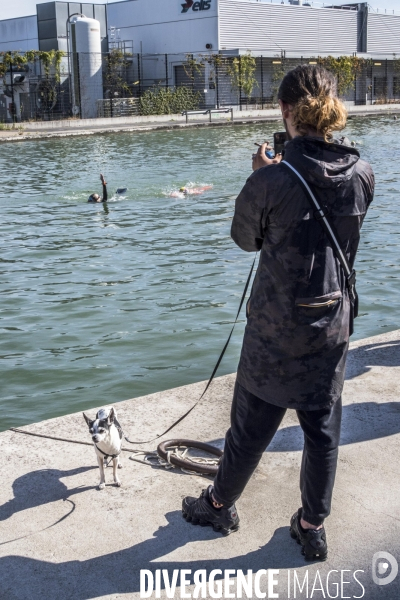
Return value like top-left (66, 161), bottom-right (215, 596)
top-left (192, 185), bottom-right (213, 194)
top-left (100, 173), bottom-right (108, 201)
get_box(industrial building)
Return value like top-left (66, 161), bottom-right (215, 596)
top-left (0, 2), bottom-right (107, 52)
top-left (2, 1), bottom-right (400, 55)
top-left (0, 2), bottom-right (108, 121)
top-left (1, 0), bottom-right (400, 122)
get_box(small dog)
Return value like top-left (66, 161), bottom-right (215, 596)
top-left (83, 406), bottom-right (123, 489)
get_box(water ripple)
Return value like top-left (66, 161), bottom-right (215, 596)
top-left (0, 117), bottom-right (399, 430)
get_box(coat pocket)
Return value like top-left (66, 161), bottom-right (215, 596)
top-left (295, 290), bottom-right (342, 308)
top-left (295, 291), bottom-right (342, 325)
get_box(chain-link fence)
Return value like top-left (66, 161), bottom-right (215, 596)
top-left (1, 50), bottom-right (400, 123)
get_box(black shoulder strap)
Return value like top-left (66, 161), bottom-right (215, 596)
top-left (281, 160), bottom-right (358, 311)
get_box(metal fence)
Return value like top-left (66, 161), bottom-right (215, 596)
top-left (1, 50), bottom-right (400, 123)
top-left (96, 97), bottom-right (139, 118)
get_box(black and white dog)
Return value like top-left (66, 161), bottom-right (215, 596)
top-left (83, 407), bottom-right (123, 489)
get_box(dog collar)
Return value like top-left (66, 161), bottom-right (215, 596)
top-left (95, 444), bottom-right (121, 459)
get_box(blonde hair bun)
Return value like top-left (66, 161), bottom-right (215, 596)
top-left (278, 65), bottom-right (348, 140)
top-left (293, 94), bottom-right (347, 140)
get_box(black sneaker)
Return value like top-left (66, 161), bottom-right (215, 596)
top-left (182, 486), bottom-right (240, 536)
top-left (290, 508), bottom-right (328, 561)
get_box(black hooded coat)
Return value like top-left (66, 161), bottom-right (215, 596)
top-left (232, 136), bottom-right (374, 410)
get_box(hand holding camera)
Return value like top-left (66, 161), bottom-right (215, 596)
top-left (252, 132), bottom-right (287, 171)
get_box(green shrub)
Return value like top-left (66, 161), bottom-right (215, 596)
top-left (139, 86), bottom-right (202, 116)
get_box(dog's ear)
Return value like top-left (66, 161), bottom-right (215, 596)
top-left (83, 412), bottom-right (91, 426)
top-left (108, 407), bottom-right (115, 423)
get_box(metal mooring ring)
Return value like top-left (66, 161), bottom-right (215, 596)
top-left (157, 439), bottom-right (223, 475)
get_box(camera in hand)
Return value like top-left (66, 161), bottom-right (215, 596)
top-left (273, 131), bottom-right (287, 156)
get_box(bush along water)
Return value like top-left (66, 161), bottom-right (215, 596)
top-left (139, 86), bottom-right (202, 116)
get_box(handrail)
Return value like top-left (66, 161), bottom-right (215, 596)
top-left (182, 107), bottom-right (233, 123)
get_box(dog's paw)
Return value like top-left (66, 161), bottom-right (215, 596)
top-left (115, 480), bottom-right (122, 487)
top-left (98, 482), bottom-right (106, 490)
top-left (118, 463), bottom-right (123, 469)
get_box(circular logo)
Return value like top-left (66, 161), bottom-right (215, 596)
top-left (372, 552), bottom-right (399, 586)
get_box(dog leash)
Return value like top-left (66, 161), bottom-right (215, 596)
top-left (122, 253), bottom-right (258, 445)
top-left (8, 427), bottom-right (142, 455)
top-left (9, 255), bottom-right (257, 449)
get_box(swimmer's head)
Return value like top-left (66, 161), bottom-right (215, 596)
top-left (179, 187), bottom-right (188, 195)
top-left (89, 193), bottom-right (101, 202)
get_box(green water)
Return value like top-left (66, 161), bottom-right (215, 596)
top-left (1, 117), bottom-right (399, 432)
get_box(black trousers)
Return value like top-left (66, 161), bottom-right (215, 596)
top-left (213, 382), bottom-right (342, 526)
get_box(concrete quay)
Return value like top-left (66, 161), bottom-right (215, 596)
top-left (1, 328), bottom-right (400, 599)
top-left (1, 103), bottom-right (400, 143)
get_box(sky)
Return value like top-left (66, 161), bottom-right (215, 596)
top-left (2, 0), bottom-right (400, 20)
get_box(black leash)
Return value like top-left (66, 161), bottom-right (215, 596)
top-left (8, 427), bottom-right (146, 454)
top-left (9, 257), bottom-right (257, 450)
top-left (124, 254), bottom-right (258, 445)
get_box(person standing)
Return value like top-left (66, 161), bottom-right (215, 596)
top-left (181, 65), bottom-right (374, 560)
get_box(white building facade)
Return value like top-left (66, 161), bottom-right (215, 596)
top-left (103, 0), bottom-right (400, 108)
top-left (1, 1), bottom-right (400, 60)
top-left (1, 0), bottom-right (400, 121)
top-left (106, 0), bottom-right (400, 57)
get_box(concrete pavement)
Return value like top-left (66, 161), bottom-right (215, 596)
top-left (1, 328), bottom-right (400, 599)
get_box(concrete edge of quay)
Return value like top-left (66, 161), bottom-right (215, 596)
top-left (1, 103), bottom-right (400, 143)
top-left (1, 328), bottom-right (400, 598)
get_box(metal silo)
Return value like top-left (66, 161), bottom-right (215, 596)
top-left (70, 16), bottom-right (103, 119)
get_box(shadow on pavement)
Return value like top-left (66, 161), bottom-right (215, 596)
top-left (0, 510), bottom-right (390, 599)
top-left (0, 511), bottom-right (318, 599)
top-left (268, 401), bottom-right (400, 452)
top-left (0, 466), bottom-right (95, 522)
top-left (345, 339), bottom-right (400, 379)
top-left (208, 401), bottom-right (400, 453)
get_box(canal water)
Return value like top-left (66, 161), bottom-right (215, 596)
top-left (1, 116), bottom-right (399, 431)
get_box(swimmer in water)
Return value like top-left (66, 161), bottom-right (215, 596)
top-left (170, 185), bottom-right (213, 198)
top-left (88, 174), bottom-right (108, 203)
